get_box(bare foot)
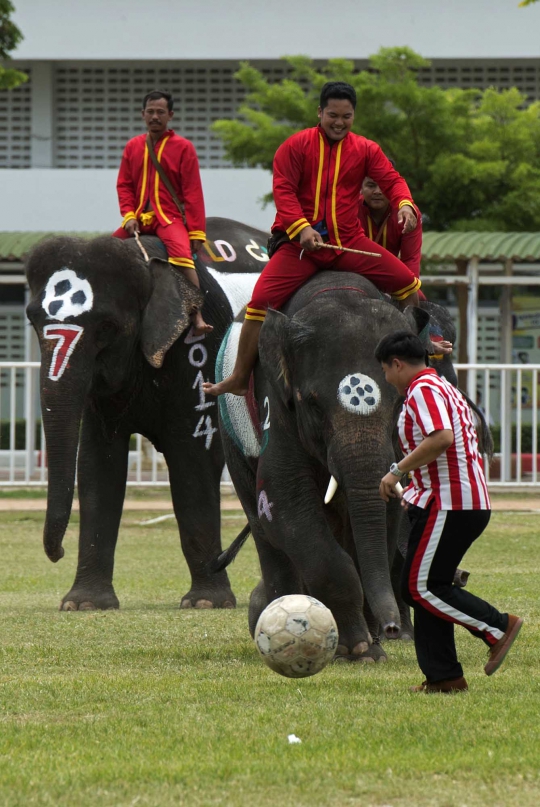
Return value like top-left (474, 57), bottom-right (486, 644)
top-left (202, 375), bottom-right (249, 397)
top-left (191, 309), bottom-right (213, 336)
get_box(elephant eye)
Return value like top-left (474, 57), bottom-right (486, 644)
top-left (96, 320), bottom-right (119, 343)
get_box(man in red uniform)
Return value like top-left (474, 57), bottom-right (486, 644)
top-left (359, 174), bottom-right (423, 288)
top-left (204, 81), bottom-right (423, 397)
top-left (113, 90), bottom-right (211, 334)
top-left (376, 330), bottom-right (523, 693)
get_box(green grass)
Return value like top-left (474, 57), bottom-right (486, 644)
top-left (0, 509), bottom-right (538, 807)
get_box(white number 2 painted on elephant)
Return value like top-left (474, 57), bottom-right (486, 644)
top-left (184, 327), bottom-right (217, 450)
top-left (263, 396), bottom-right (270, 430)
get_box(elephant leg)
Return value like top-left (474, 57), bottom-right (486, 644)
top-left (249, 526), bottom-right (304, 635)
top-left (391, 549), bottom-right (414, 641)
top-left (258, 467), bottom-right (371, 658)
top-left (165, 442), bottom-right (236, 610)
top-left (60, 407), bottom-right (129, 611)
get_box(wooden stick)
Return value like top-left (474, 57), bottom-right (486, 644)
top-left (134, 230), bottom-right (150, 263)
top-left (317, 242), bottom-right (381, 258)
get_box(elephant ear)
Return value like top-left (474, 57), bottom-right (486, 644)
top-left (259, 309), bottom-right (293, 406)
top-left (403, 305), bottom-right (431, 348)
top-left (259, 310), bottom-right (315, 407)
top-left (140, 261), bottom-right (204, 369)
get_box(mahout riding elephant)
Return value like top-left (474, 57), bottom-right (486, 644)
top-left (211, 271), bottom-right (445, 661)
top-left (25, 221), bottom-right (266, 611)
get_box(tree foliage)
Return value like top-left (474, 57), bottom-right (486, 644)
top-left (212, 49), bottom-right (540, 231)
top-left (0, 1), bottom-right (27, 90)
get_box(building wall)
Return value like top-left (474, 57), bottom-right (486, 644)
top-left (11, 0), bottom-right (540, 60)
top-left (0, 167), bottom-right (274, 232)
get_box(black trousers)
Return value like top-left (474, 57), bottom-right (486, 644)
top-left (402, 502), bottom-right (508, 683)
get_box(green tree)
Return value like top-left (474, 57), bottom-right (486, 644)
top-left (0, 0), bottom-right (27, 90)
top-left (519, 1), bottom-right (538, 7)
top-left (212, 49), bottom-right (540, 231)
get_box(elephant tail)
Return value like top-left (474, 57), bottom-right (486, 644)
top-left (207, 523), bottom-right (251, 574)
top-left (460, 390), bottom-right (494, 462)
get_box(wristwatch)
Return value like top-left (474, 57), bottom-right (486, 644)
top-left (389, 462), bottom-right (405, 478)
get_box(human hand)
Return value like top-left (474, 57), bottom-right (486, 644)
top-left (299, 226), bottom-right (324, 252)
top-left (397, 205), bottom-right (417, 234)
top-left (379, 472), bottom-right (401, 502)
top-left (190, 239), bottom-right (204, 254)
top-left (124, 219), bottom-right (139, 237)
top-left (430, 339), bottom-right (453, 356)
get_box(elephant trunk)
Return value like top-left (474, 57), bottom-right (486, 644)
top-left (39, 362), bottom-right (91, 563)
top-left (344, 482), bottom-right (401, 639)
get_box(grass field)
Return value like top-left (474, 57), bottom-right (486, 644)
top-left (0, 508), bottom-right (538, 807)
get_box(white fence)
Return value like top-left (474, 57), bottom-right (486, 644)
top-left (1, 361), bottom-right (539, 488)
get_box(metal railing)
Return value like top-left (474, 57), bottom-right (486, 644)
top-left (0, 361), bottom-right (538, 488)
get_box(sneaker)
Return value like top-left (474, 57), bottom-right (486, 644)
top-left (484, 614), bottom-right (523, 676)
top-left (410, 676), bottom-right (468, 693)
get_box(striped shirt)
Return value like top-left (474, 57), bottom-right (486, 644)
top-left (398, 368), bottom-right (490, 510)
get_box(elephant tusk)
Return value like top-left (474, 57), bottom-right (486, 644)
top-left (324, 476), bottom-right (339, 504)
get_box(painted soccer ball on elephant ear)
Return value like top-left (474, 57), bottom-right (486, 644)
top-left (254, 594), bottom-right (338, 678)
top-left (337, 373), bottom-right (381, 415)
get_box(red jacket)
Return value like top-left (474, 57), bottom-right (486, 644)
top-left (116, 130), bottom-right (206, 240)
top-left (272, 125), bottom-right (414, 247)
top-left (358, 198), bottom-right (422, 278)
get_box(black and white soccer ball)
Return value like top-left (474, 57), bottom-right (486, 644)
top-left (254, 594), bottom-right (338, 678)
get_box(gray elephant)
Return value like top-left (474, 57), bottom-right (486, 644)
top-left (211, 271), bottom-right (442, 660)
top-left (212, 271), bottom-right (491, 656)
top-left (25, 226), bottom-right (264, 611)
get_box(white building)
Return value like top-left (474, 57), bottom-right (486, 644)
top-left (1, 0), bottom-right (540, 232)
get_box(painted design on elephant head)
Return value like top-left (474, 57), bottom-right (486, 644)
top-left (42, 268), bottom-right (94, 322)
top-left (258, 490), bottom-right (274, 522)
top-left (337, 373), bottom-right (381, 415)
top-left (43, 324), bottom-right (84, 381)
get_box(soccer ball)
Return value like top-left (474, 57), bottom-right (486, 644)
top-left (254, 594), bottom-right (339, 678)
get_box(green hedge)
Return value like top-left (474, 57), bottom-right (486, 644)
top-left (490, 424), bottom-right (540, 454)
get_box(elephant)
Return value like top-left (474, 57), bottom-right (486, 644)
top-left (210, 270), bottom-right (446, 661)
top-left (25, 221), bottom-right (266, 611)
top-left (210, 272), bottom-right (491, 656)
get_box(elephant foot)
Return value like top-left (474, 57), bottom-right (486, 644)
top-left (180, 587), bottom-right (236, 610)
top-left (335, 639), bottom-right (387, 664)
top-left (60, 586), bottom-right (119, 611)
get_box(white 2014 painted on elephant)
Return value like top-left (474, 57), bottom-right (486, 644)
top-left (185, 327), bottom-right (217, 450)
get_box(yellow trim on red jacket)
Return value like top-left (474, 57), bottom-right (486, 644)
top-left (135, 145), bottom-right (149, 219)
top-left (153, 136), bottom-right (172, 225)
top-left (367, 218), bottom-right (373, 240)
top-left (288, 220), bottom-right (311, 240)
top-left (169, 257), bottom-right (195, 269)
top-left (392, 277), bottom-right (422, 300)
top-left (189, 230), bottom-right (206, 240)
top-left (330, 140), bottom-right (343, 248)
top-left (286, 217), bottom-right (308, 236)
top-left (312, 133), bottom-right (324, 222)
top-left (122, 212), bottom-right (137, 228)
top-left (245, 306), bottom-right (267, 322)
top-left (398, 199), bottom-right (414, 210)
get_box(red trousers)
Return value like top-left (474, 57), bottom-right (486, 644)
top-left (112, 217), bottom-right (195, 270)
top-left (245, 237), bottom-right (421, 321)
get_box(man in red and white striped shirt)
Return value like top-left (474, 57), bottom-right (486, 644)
top-left (375, 330), bottom-right (523, 693)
